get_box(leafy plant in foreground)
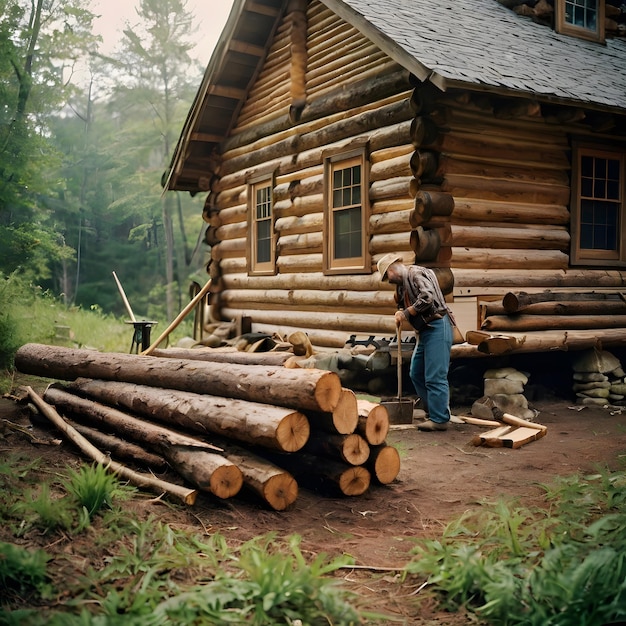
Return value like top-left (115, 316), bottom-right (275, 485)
top-left (0, 542), bottom-right (51, 599)
top-left (65, 463), bottom-right (122, 522)
top-left (406, 468), bottom-right (626, 625)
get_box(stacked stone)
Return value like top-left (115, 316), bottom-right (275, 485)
top-left (572, 349), bottom-right (626, 408)
top-left (471, 367), bottom-right (536, 421)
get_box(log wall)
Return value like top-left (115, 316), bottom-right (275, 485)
top-left (202, 0), bottom-right (626, 351)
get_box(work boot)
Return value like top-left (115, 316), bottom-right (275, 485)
top-left (417, 419), bottom-right (447, 432)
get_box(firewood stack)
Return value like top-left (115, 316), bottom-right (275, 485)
top-left (15, 343), bottom-right (400, 511)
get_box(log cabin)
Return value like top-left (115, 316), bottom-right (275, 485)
top-left (163, 0), bottom-right (626, 358)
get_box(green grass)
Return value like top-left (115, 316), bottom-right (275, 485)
top-left (405, 466), bottom-right (626, 625)
top-left (0, 273), bottom-right (196, 392)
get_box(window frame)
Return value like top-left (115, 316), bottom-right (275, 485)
top-left (555, 0), bottom-right (605, 43)
top-left (247, 173), bottom-right (276, 276)
top-left (570, 141), bottom-right (626, 267)
top-left (323, 148), bottom-right (370, 275)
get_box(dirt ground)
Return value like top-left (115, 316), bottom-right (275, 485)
top-left (2, 371), bottom-right (626, 624)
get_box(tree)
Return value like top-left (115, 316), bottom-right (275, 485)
top-left (0, 0), bottom-right (98, 281)
top-left (104, 0), bottom-right (204, 321)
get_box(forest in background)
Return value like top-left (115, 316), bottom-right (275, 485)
top-left (0, 0), bottom-right (209, 323)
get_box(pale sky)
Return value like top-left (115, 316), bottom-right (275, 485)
top-left (90, 0), bottom-right (235, 63)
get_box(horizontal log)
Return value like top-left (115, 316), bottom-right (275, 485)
top-left (305, 387), bottom-right (359, 434)
top-left (274, 194), bottom-right (323, 219)
top-left (356, 400), bottom-right (390, 445)
top-left (450, 248), bottom-right (569, 270)
top-left (222, 271), bottom-right (396, 291)
top-left (304, 432), bottom-right (369, 466)
top-left (450, 224), bottom-right (570, 251)
top-left (62, 379), bottom-right (310, 453)
top-left (277, 231), bottom-right (323, 255)
top-left (452, 269), bottom-right (626, 290)
top-left (441, 174), bottom-right (571, 205)
top-left (262, 451), bottom-right (371, 496)
top-left (369, 232), bottom-right (414, 255)
top-left (221, 307), bottom-right (398, 335)
top-left (275, 212), bottom-right (323, 236)
top-left (366, 444), bottom-right (401, 485)
top-left (370, 198), bottom-right (414, 216)
top-left (485, 299), bottom-right (626, 317)
top-left (369, 209), bottom-right (412, 235)
top-left (70, 421), bottom-right (167, 470)
top-left (482, 315), bottom-right (626, 332)
top-left (502, 290), bottom-right (625, 313)
top-left (220, 288), bottom-right (394, 310)
top-left (452, 197), bottom-right (569, 225)
top-left (27, 387), bottom-right (198, 505)
top-left (150, 347), bottom-right (292, 367)
top-left (369, 152), bottom-right (413, 182)
top-left (276, 253), bottom-right (323, 273)
top-left (15, 344), bottom-right (341, 414)
top-left (369, 176), bottom-right (413, 201)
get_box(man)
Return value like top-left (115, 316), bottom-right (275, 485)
top-left (378, 253), bottom-right (453, 431)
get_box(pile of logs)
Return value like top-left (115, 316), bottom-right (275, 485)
top-left (15, 343), bottom-right (400, 511)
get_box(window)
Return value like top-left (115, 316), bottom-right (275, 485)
top-left (248, 177), bottom-right (275, 274)
top-left (556, 0), bottom-right (605, 42)
top-left (571, 144), bottom-right (626, 266)
top-left (324, 151), bottom-right (369, 273)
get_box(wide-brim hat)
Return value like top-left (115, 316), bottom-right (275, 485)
top-left (377, 253), bottom-right (402, 280)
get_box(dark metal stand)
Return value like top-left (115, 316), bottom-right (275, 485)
top-left (126, 321), bottom-right (158, 353)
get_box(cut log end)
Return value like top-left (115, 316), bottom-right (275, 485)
top-left (263, 473), bottom-right (299, 511)
top-left (313, 371), bottom-right (343, 413)
top-left (343, 433), bottom-right (370, 466)
top-left (357, 404), bottom-right (390, 445)
top-left (276, 412), bottom-right (310, 452)
top-left (210, 464), bottom-right (244, 499)
top-left (339, 466), bottom-right (371, 496)
top-left (332, 388), bottom-right (359, 434)
top-left (368, 445), bottom-right (401, 484)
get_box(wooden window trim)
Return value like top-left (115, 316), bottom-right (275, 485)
top-left (570, 142), bottom-right (626, 267)
top-left (247, 174), bottom-right (276, 276)
top-left (555, 0), bottom-right (605, 43)
top-left (323, 149), bottom-right (370, 275)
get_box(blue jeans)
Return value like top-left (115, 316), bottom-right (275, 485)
top-left (409, 315), bottom-right (453, 424)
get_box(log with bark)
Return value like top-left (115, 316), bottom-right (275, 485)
top-left (303, 431), bottom-right (370, 466)
top-left (14, 343), bottom-right (341, 414)
top-left (43, 386), bottom-right (243, 500)
top-left (502, 290), bottom-right (625, 313)
top-left (366, 444), bottom-right (401, 485)
top-left (262, 451), bottom-right (371, 497)
top-left (304, 387), bottom-right (359, 434)
top-left (63, 378), bottom-right (310, 453)
top-left (26, 387), bottom-right (198, 505)
top-left (149, 347), bottom-right (293, 367)
top-left (356, 399), bottom-right (390, 445)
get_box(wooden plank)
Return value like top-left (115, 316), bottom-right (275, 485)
top-left (500, 426), bottom-right (547, 449)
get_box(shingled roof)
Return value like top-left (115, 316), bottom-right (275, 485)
top-left (165, 0), bottom-right (626, 192)
top-left (325, 0), bottom-right (626, 112)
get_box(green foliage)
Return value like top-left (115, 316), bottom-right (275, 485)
top-left (153, 534), bottom-right (362, 625)
top-left (21, 484), bottom-right (74, 534)
top-left (0, 541), bottom-right (51, 598)
top-left (406, 467), bottom-right (626, 625)
top-left (65, 463), bottom-right (122, 521)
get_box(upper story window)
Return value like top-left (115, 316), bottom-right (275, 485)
top-left (571, 143), bottom-right (625, 266)
top-left (323, 150), bottom-right (370, 274)
top-left (248, 176), bottom-right (275, 275)
top-left (556, 0), bottom-right (605, 42)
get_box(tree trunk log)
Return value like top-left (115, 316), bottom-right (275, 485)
top-left (26, 387), bottom-right (198, 505)
top-left (263, 451), bottom-right (371, 496)
top-left (70, 421), bottom-right (168, 470)
top-left (63, 378), bottom-right (310, 453)
top-left (484, 299), bottom-right (626, 317)
top-left (15, 344), bottom-right (341, 414)
top-left (150, 347), bottom-right (292, 366)
top-left (43, 387), bottom-right (242, 499)
top-left (366, 444), bottom-right (401, 485)
top-left (215, 442), bottom-right (298, 511)
top-left (482, 315), bottom-right (626, 332)
top-left (304, 432), bottom-right (370, 465)
top-left (356, 400), bottom-right (390, 445)
top-left (304, 387), bottom-right (359, 434)
top-left (502, 290), bottom-right (625, 313)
